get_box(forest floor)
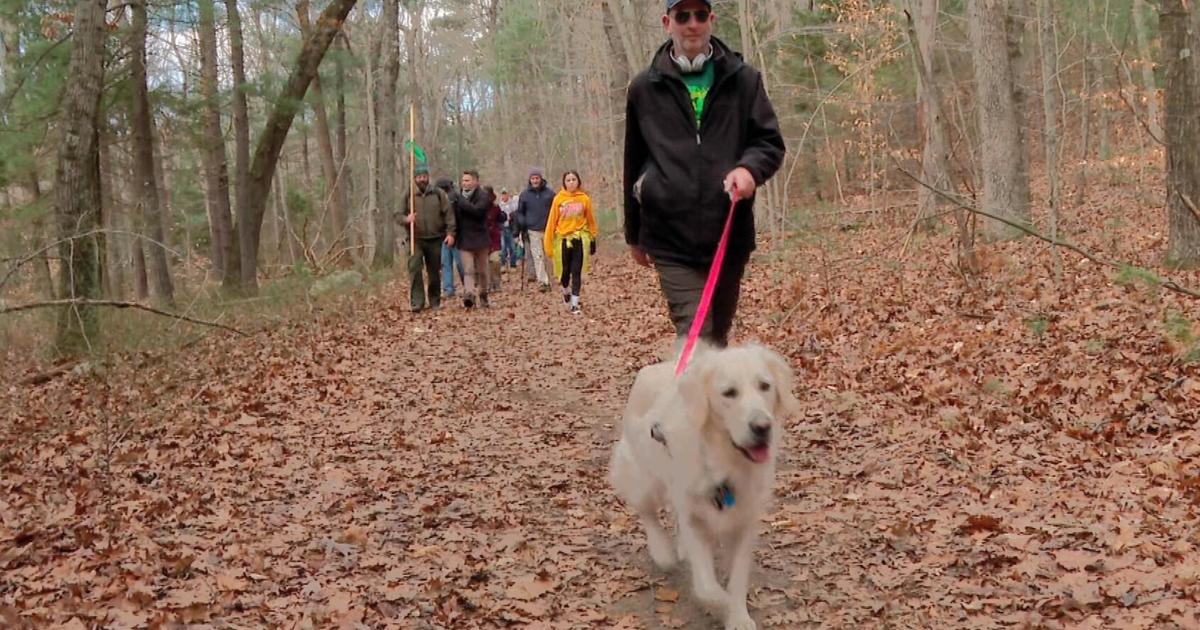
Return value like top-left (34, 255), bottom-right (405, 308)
top-left (3, 178), bottom-right (1200, 629)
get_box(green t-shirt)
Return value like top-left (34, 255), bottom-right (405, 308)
top-left (680, 61), bottom-right (715, 128)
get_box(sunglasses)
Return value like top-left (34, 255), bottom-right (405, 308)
top-left (671, 8), bottom-right (711, 24)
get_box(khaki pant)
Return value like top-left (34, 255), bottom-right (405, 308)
top-left (654, 257), bottom-right (747, 347)
top-left (488, 251), bottom-right (502, 291)
top-left (460, 248), bottom-right (490, 302)
top-left (527, 230), bottom-right (549, 284)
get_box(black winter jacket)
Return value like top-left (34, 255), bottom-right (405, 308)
top-left (623, 37), bottom-right (785, 268)
top-left (453, 187), bottom-right (494, 252)
top-left (516, 183), bottom-right (556, 232)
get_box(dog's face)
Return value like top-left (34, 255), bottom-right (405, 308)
top-left (681, 344), bottom-right (797, 464)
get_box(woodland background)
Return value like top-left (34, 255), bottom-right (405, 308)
top-left (1, 0), bottom-right (1199, 353)
top-left (3, 1), bottom-right (1200, 628)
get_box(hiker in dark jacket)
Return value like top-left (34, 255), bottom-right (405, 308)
top-left (401, 165), bottom-right (454, 311)
top-left (515, 167), bottom-right (556, 291)
top-left (451, 170), bottom-right (494, 308)
top-left (624, 0), bottom-right (785, 347)
top-left (436, 177), bottom-right (465, 297)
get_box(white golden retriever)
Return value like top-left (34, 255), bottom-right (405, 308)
top-left (609, 344), bottom-right (797, 630)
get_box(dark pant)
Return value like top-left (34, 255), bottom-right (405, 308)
top-left (559, 238), bottom-right (584, 296)
top-left (409, 237), bottom-right (443, 309)
top-left (654, 256), bottom-right (747, 347)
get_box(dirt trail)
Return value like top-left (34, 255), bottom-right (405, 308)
top-left (4, 229), bottom-right (1200, 629)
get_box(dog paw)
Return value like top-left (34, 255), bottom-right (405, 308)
top-left (724, 612), bottom-right (757, 630)
top-left (694, 584), bottom-right (729, 613)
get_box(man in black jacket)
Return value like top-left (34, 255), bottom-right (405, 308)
top-left (451, 170), bottom-right (494, 309)
top-left (623, 0), bottom-right (785, 347)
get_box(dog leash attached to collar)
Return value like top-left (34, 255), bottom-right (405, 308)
top-left (675, 185), bottom-right (739, 377)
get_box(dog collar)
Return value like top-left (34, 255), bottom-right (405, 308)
top-left (712, 481), bottom-right (735, 511)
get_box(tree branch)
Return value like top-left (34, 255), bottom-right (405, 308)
top-left (0, 300), bottom-right (248, 336)
top-left (897, 166), bottom-right (1200, 299)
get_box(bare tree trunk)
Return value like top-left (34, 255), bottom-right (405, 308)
top-left (297, 0), bottom-right (350, 265)
top-left (225, 0), bottom-right (251, 279)
top-left (1076, 0), bottom-right (1093, 207)
top-left (98, 126), bottom-right (126, 299)
top-left (334, 33), bottom-right (355, 258)
top-left (1132, 0), bottom-right (1163, 141)
top-left (904, 8), bottom-right (977, 274)
top-left (1037, 0), bottom-right (1063, 280)
top-left (236, 0), bottom-right (359, 294)
top-left (1097, 55), bottom-right (1112, 161)
top-left (129, 0), bottom-right (175, 306)
top-left (197, 0), bottom-right (238, 285)
top-left (968, 0), bottom-right (1031, 241)
top-left (54, 0), bottom-right (107, 354)
top-left (1161, 0), bottom-right (1200, 267)
top-left (909, 0), bottom-right (950, 230)
top-left (364, 23), bottom-right (381, 259)
top-left (372, 0), bottom-right (399, 269)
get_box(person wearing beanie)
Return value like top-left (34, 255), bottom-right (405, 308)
top-left (623, 0), bottom-right (785, 347)
top-left (434, 177), bottom-right (465, 297)
top-left (401, 164), bottom-right (454, 311)
top-left (515, 166), bottom-right (556, 291)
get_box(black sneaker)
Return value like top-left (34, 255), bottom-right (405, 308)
top-left (463, 295), bottom-right (475, 308)
top-left (480, 295), bottom-right (490, 308)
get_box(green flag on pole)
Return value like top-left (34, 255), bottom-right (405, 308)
top-left (404, 140), bottom-right (427, 164)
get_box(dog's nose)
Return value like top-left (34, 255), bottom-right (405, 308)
top-left (750, 419), bottom-right (771, 440)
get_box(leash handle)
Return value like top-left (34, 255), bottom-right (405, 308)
top-left (675, 185), bottom-right (739, 376)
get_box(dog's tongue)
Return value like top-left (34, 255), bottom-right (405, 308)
top-left (747, 445), bottom-right (770, 463)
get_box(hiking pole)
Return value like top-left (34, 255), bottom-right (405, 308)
top-left (408, 105), bottom-right (416, 256)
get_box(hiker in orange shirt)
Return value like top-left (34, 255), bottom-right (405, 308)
top-left (544, 170), bottom-right (599, 314)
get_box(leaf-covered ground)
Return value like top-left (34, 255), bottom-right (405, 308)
top-left (3, 188), bottom-right (1200, 629)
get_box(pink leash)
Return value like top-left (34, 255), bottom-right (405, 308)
top-left (675, 186), bottom-right (739, 376)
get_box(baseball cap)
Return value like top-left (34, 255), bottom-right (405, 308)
top-left (666, 0), bottom-right (711, 9)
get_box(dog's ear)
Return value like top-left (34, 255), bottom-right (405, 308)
top-left (676, 354), bottom-right (714, 429)
top-left (757, 345), bottom-right (799, 417)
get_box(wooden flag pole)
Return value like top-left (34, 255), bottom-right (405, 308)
top-left (409, 105), bottom-right (416, 256)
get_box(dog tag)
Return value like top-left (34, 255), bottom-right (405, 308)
top-left (712, 482), bottom-right (735, 511)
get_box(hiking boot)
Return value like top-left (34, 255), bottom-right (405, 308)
top-left (481, 295), bottom-right (491, 308)
top-left (539, 283), bottom-right (550, 293)
top-left (463, 294), bottom-right (475, 309)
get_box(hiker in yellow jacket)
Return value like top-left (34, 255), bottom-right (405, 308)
top-left (544, 170), bottom-right (599, 314)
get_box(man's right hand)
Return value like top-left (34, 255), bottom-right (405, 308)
top-left (444, 235), bottom-right (455, 247)
top-left (630, 246), bottom-right (653, 267)
top-left (405, 214), bottom-right (415, 224)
